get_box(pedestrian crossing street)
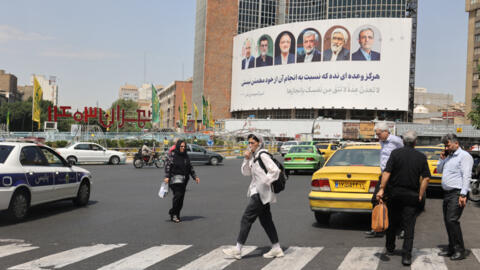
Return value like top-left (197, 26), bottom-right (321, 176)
top-left (1, 239), bottom-right (480, 269)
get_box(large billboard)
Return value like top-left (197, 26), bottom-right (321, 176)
top-left (231, 18), bottom-right (412, 112)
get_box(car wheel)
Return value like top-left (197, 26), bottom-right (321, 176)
top-left (314, 212), bottom-right (330, 224)
top-left (73, 181), bottom-right (90, 207)
top-left (110, 156), bottom-right (120, 165)
top-left (8, 190), bottom-right (29, 222)
top-left (210, 157), bottom-right (219, 166)
top-left (67, 156), bottom-right (77, 165)
top-left (133, 158), bottom-right (144, 169)
top-left (154, 159), bottom-right (165, 168)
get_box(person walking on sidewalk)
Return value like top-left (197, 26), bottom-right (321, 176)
top-left (164, 139), bottom-right (200, 223)
top-left (436, 133), bottom-right (473, 261)
top-left (366, 122), bottom-right (404, 237)
top-left (223, 133), bottom-right (284, 260)
top-left (375, 131), bottom-right (431, 266)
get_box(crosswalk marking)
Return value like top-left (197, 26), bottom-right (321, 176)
top-left (0, 243), bottom-right (39, 259)
top-left (8, 243), bottom-right (126, 270)
top-left (97, 245), bottom-right (191, 270)
top-left (411, 248), bottom-right (447, 270)
top-left (473, 249), bottom-right (480, 264)
top-left (261, 246), bottom-right (323, 270)
top-left (337, 247), bottom-right (383, 270)
top-left (178, 245), bottom-right (257, 270)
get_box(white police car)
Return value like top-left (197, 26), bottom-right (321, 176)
top-left (0, 142), bottom-right (92, 221)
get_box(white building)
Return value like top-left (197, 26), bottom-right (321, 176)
top-left (34, 75), bottom-right (58, 106)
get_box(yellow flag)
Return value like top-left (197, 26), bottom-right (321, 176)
top-left (32, 77), bottom-right (43, 125)
top-left (160, 109), bottom-right (164, 128)
top-left (182, 90), bottom-right (187, 127)
top-left (194, 103), bottom-right (199, 131)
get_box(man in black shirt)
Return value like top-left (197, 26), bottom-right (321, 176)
top-left (376, 130), bottom-right (431, 266)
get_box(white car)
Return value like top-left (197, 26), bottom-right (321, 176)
top-left (280, 141), bottom-right (299, 156)
top-left (0, 142), bottom-right (92, 221)
top-left (57, 142), bottom-right (126, 165)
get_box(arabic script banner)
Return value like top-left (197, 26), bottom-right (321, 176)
top-left (231, 18), bottom-right (412, 111)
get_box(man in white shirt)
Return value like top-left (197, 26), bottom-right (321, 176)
top-left (323, 28), bottom-right (350, 61)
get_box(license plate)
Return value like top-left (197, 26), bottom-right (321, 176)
top-left (335, 181), bottom-right (365, 190)
top-left (294, 158), bottom-right (304, 161)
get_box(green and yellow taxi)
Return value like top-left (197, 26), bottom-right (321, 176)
top-left (284, 145), bottom-right (325, 175)
top-left (308, 145), bottom-right (381, 223)
top-left (415, 146), bottom-right (443, 188)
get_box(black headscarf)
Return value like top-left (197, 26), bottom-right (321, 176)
top-left (174, 140), bottom-right (187, 156)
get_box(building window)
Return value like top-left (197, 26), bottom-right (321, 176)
top-left (476, 34), bottom-right (480, 42)
top-left (475, 47), bottom-right (480, 55)
top-left (475, 74), bottom-right (479, 81)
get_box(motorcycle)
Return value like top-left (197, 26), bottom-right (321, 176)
top-left (133, 151), bottom-right (165, 169)
top-left (469, 178), bottom-right (480, 202)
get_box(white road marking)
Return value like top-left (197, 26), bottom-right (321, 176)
top-left (261, 246), bottom-right (323, 270)
top-left (178, 245), bottom-right (257, 270)
top-left (0, 243), bottom-right (38, 258)
top-left (473, 249), bottom-right (480, 263)
top-left (337, 247), bottom-right (383, 270)
top-left (8, 243), bottom-right (126, 270)
top-left (97, 245), bottom-right (191, 270)
top-left (411, 248), bottom-right (447, 270)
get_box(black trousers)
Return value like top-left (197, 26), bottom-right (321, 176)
top-left (443, 190), bottom-right (465, 253)
top-left (237, 194), bottom-right (279, 245)
top-left (169, 183), bottom-right (186, 217)
top-left (386, 194), bottom-right (418, 254)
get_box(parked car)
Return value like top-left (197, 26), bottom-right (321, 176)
top-left (283, 145), bottom-right (325, 174)
top-left (0, 142), bottom-right (92, 221)
top-left (56, 142), bottom-right (126, 165)
top-left (280, 141), bottom-right (299, 156)
top-left (187, 144), bottom-right (224, 165)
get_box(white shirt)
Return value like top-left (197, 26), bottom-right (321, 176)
top-left (281, 54), bottom-right (288, 65)
top-left (331, 50), bottom-right (338, 61)
top-left (304, 52), bottom-right (314, 63)
top-left (241, 149), bottom-right (280, 204)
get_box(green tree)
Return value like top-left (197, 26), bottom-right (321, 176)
top-left (468, 64), bottom-right (480, 128)
top-left (108, 99), bottom-right (141, 132)
top-left (0, 98), bottom-right (53, 131)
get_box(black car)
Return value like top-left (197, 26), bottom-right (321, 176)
top-left (187, 144), bottom-right (223, 165)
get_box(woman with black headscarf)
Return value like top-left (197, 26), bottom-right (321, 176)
top-left (164, 139), bottom-right (200, 223)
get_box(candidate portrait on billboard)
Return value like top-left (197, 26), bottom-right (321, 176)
top-left (274, 31), bottom-right (296, 65)
top-left (352, 26), bottom-right (381, 61)
top-left (296, 28), bottom-right (321, 63)
top-left (323, 26), bottom-right (350, 61)
top-left (241, 38), bottom-right (255, 69)
top-left (256, 35), bottom-right (273, 67)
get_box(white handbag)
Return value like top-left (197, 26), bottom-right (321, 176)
top-left (158, 182), bottom-right (169, 198)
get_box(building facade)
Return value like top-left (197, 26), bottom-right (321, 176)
top-left (158, 79), bottom-right (193, 129)
top-left (0, 70), bottom-right (21, 102)
top-left (119, 84), bottom-right (139, 101)
top-left (33, 75), bottom-right (58, 106)
top-left (193, 0), bottom-right (417, 122)
top-left (466, 0), bottom-right (480, 118)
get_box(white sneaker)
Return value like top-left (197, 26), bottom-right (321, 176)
top-left (222, 247), bottom-right (242, 260)
top-left (263, 247), bottom-right (284, 258)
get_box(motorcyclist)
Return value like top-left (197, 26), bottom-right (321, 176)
top-left (142, 141), bottom-right (154, 164)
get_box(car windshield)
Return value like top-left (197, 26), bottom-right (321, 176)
top-left (299, 142), bottom-right (310, 145)
top-left (0, 145), bottom-right (14, 163)
top-left (316, 145), bottom-right (328, 149)
top-left (416, 148), bottom-right (442, 160)
top-left (326, 149), bottom-right (380, 167)
top-left (289, 146), bottom-right (315, 154)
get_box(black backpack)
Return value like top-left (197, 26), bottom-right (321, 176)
top-left (254, 151), bottom-right (288, 193)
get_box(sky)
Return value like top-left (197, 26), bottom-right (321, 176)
top-left (0, 0), bottom-right (468, 110)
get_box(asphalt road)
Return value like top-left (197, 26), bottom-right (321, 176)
top-left (1, 158), bottom-right (480, 269)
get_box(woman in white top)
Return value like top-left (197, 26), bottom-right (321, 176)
top-left (223, 133), bottom-right (284, 259)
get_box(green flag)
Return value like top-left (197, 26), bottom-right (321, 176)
top-left (151, 84), bottom-right (159, 123)
top-left (202, 95), bottom-right (208, 127)
top-left (178, 105), bottom-right (183, 128)
top-left (6, 109), bottom-right (9, 131)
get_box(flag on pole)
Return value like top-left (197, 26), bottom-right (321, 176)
top-left (193, 103), bottom-right (199, 131)
top-left (202, 95), bottom-right (207, 126)
top-left (6, 109), bottom-right (10, 131)
top-left (178, 105), bottom-right (183, 128)
top-left (32, 76), bottom-right (43, 127)
top-left (151, 84), bottom-right (160, 123)
top-left (208, 97), bottom-right (214, 128)
top-left (182, 89), bottom-right (187, 127)
top-left (160, 109), bottom-right (164, 128)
